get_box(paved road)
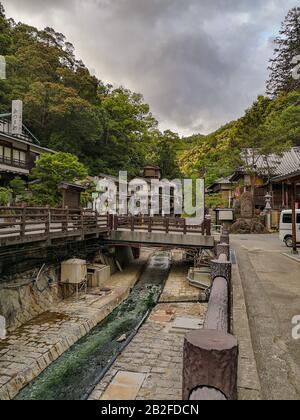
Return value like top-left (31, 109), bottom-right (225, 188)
top-left (232, 234), bottom-right (300, 400)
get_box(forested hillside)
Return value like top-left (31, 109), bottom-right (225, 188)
top-left (1, 3), bottom-right (300, 185)
top-left (179, 7), bottom-right (300, 184)
top-left (0, 3), bottom-right (181, 178)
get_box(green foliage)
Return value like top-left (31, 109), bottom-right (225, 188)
top-left (9, 177), bottom-right (26, 203)
top-left (267, 7), bottom-right (300, 96)
top-left (0, 187), bottom-right (11, 206)
top-left (0, 6), bottom-right (163, 178)
top-left (146, 130), bottom-right (181, 179)
top-left (205, 194), bottom-right (228, 209)
top-left (29, 152), bottom-right (88, 207)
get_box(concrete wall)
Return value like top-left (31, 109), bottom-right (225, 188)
top-left (0, 267), bottom-right (60, 332)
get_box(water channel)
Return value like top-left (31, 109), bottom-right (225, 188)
top-left (15, 251), bottom-right (171, 400)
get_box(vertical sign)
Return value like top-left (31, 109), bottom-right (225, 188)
top-left (0, 55), bottom-right (6, 80)
top-left (11, 100), bottom-right (23, 135)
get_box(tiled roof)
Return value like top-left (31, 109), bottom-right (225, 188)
top-left (236, 147), bottom-right (300, 180)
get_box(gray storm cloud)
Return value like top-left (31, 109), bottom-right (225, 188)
top-left (2, 0), bottom-right (298, 135)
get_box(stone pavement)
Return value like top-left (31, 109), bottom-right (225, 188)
top-left (89, 257), bottom-right (207, 401)
top-left (232, 234), bottom-right (300, 400)
top-left (160, 251), bottom-right (203, 303)
top-left (0, 259), bottom-right (146, 400)
top-left (89, 302), bottom-right (207, 401)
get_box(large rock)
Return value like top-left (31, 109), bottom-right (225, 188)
top-left (230, 218), bottom-right (266, 234)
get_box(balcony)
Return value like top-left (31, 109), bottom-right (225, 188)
top-left (0, 155), bottom-right (29, 171)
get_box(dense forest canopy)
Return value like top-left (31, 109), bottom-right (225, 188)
top-left (1, 3), bottom-right (300, 187)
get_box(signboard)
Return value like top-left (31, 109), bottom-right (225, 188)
top-left (11, 100), bottom-right (23, 135)
top-left (218, 210), bottom-right (234, 221)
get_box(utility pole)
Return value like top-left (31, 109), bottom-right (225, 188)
top-left (291, 181), bottom-right (298, 255)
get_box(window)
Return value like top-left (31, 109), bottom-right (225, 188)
top-left (4, 147), bottom-right (11, 159)
top-left (282, 214), bottom-right (300, 224)
top-left (12, 149), bottom-right (26, 162)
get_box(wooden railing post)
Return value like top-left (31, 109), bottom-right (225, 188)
top-left (114, 215), bottom-right (119, 231)
top-left (45, 206), bottom-right (50, 236)
top-left (183, 218), bottom-right (187, 235)
top-left (131, 215), bottom-right (135, 232)
top-left (63, 207), bottom-right (69, 233)
top-left (205, 215), bottom-right (212, 236)
top-left (81, 209), bottom-right (84, 232)
top-left (165, 218), bottom-right (169, 234)
top-left (148, 217), bottom-right (152, 233)
top-left (20, 205), bottom-right (26, 238)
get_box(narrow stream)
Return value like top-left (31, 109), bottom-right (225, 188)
top-left (15, 252), bottom-right (171, 401)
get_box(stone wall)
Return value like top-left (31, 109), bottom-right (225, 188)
top-left (0, 266), bottom-right (60, 332)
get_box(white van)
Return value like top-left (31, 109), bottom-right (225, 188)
top-left (279, 210), bottom-right (300, 247)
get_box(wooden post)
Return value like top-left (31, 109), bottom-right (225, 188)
top-left (81, 209), bottom-right (84, 232)
top-left (148, 217), bottom-right (152, 233)
top-left (63, 207), bottom-right (69, 233)
top-left (291, 181), bottom-right (298, 255)
top-left (131, 215), bottom-right (135, 232)
top-left (183, 218), bottom-right (187, 235)
top-left (114, 215), bottom-right (119, 231)
top-left (183, 329), bottom-right (238, 401)
top-left (45, 206), bottom-right (50, 236)
top-left (20, 206), bottom-right (26, 238)
top-left (205, 215), bottom-right (212, 236)
top-left (165, 218), bottom-right (169, 234)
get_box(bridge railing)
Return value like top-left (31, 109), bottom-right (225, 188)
top-left (0, 206), bottom-right (109, 243)
top-left (110, 215), bottom-right (212, 235)
top-left (183, 227), bottom-right (239, 401)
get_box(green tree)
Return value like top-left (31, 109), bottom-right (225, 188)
top-left (29, 152), bottom-right (88, 206)
top-left (267, 7), bottom-right (300, 96)
top-left (9, 177), bottom-right (26, 204)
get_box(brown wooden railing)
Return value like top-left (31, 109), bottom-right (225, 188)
top-left (109, 215), bottom-right (212, 235)
top-left (0, 206), bottom-right (109, 246)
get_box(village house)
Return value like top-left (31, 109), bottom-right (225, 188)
top-left (229, 147), bottom-right (300, 211)
top-left (0, 101), bottom-right (54, 186)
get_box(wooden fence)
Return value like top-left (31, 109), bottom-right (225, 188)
top-left (0, 206), bottom-right (108, 246)
top-left (109, 215), bottom-right (212, 236)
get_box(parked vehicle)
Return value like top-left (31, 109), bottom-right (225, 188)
top-left (279, 210), bottom-right (300, 247)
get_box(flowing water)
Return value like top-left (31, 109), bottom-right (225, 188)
top-left (15, 252), bottom-right (171, 401)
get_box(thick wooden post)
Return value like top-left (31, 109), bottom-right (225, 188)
top-left (183, 329), bottom-right (238, 400)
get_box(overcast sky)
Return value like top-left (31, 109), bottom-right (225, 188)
top-left (2, 0), bottom-right (298, 135)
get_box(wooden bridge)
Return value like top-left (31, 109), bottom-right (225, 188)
top-left (0, 208), bottom-right (214, 250)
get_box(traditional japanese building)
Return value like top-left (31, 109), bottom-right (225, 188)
top-left (229, 147), bottom-right (300, 211)
top-left (0, 101), bottom-right (54, 185)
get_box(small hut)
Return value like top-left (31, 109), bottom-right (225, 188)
top-left (58, 182), bottom-right (86, 209)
